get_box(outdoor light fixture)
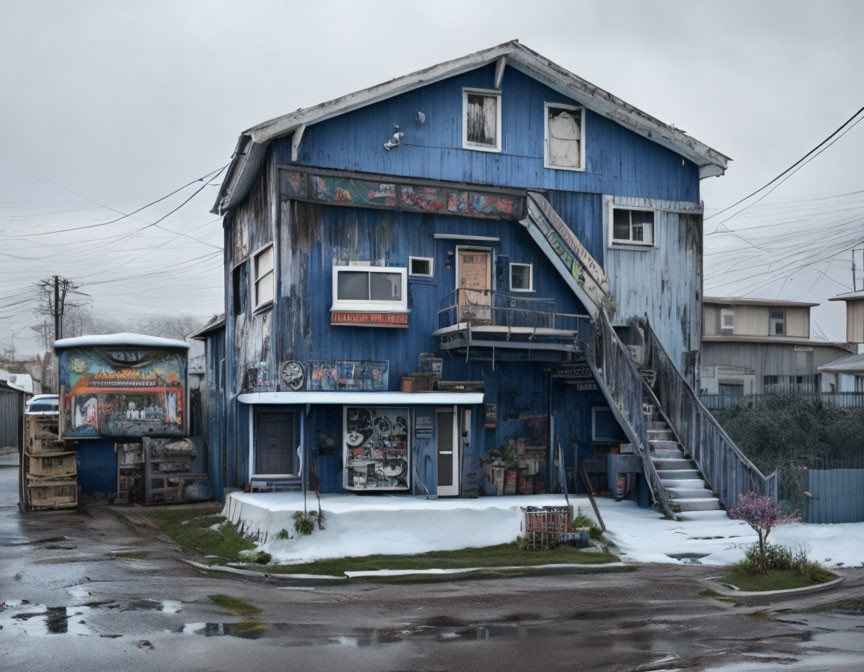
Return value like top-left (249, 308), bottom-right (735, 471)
top-left (383, 125), bottom-right (404, 150)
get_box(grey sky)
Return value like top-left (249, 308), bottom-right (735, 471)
top-left (2, 0), bottom-right (863, 355)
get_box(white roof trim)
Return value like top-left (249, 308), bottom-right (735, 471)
top-left (213, 40), bottom-right (730, 214)
top-left (238, 391), bottom-right (484, 405)
top-left (55, 333), bottom-right (190, 350)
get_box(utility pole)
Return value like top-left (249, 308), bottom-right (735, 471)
top-left (53, 275), bottom-right (61, 342)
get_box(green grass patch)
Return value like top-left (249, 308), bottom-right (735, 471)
top-left (246, 542), bottom-right (619, 577)
top-left (209, 594), bottom-right (261, 617)
top-left (350, 565), bottom-right (634, 584)
top-left (720, 566), bottom-right (837, 592)
top-left (143, 508), bottom-right (255, 560)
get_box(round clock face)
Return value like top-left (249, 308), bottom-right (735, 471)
top-left (279, 360), bottom-right (306, 391)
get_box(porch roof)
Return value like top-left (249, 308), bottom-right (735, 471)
top-left (238, 391), bottom-right (484, 405)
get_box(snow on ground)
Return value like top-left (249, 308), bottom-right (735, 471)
top-left (223, 492), bottom-right (864, 568)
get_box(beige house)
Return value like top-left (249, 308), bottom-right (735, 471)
top-left (700, 297), bottom-right (855, 402)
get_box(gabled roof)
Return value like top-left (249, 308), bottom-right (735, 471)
top-left (213, 40), bottom-right (730, 214)
top-left (704, 297), bottom-right (819, 308)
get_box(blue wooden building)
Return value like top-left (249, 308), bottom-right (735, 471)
top-left (201, 41), bottom-right (776, 516)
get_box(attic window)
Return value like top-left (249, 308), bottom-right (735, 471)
top-left (545, 103), bottom-right (584, 170)
top-left (463, 88), bottom-right (501, 152)
top-left (253, 244), bottom-right (275, 310)
top-left (612, 208), bottom-right (655, 247)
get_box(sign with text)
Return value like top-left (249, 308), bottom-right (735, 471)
top-left (331, 311), bottom-right (409, 328)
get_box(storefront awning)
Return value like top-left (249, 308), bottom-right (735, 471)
top-left (238, 391), bottom-right (484, 405)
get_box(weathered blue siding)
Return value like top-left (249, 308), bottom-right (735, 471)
top-left (76, 439), bottom-right (117, 497)
top-left (808, 469), bottom-right (864, 523)
top-left (274, 65), bottom-right (699, 203)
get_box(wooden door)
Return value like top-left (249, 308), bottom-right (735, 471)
top-left (436, 408), bottom-right (459, 496)
top-left (457, 248), bottom-right (492, 324)
top-left (255, 411), bottom-right (295, 475)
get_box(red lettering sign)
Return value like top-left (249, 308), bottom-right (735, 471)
top-left (331, 312), bottom-right (409, 327)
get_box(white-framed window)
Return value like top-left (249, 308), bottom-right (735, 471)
top-left (509, 262), bottom-right (533, 292)
top-left (721, 308), bottom-right (734, 332)
top-left (611, 208), bottom-right (655, 247)
top-left (462, 88), bottom-right (501, 152)
top-left (252, 244), bottom-right (275, 310)
top-left (769, 309), bottom-right (785, 336)
top-left (332, 265), bottom-right (408, 312)
top-left (544, 102), bottom-right (584, 171)
top-left (408, 256), bottom-right (434, 278)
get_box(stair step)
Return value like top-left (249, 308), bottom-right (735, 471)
top-left (647, 430), bottom-right (675, 441)
top-left (671, 497), bottom-right (722, 512)
top-left (657, 468), bottom-right (701, 480)
top-left (665, 486), bottom-right (714, 499)
top-left (652, 458), bottom-right (696, 470)
top-left (652, 449), bottom-right (684, 459)
top-left (646, 421), bottom-right (668, 430)
top-left (660, 478), bottom-right (707, 488)
top-left (649, 440), bottom-right (679, 451)
top-left (676, 510), bottom-right (729, 522)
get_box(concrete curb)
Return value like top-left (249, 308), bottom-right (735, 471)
top-left (183, 558), bottom-right (626, 581)
top-left (701, 575), bottom-right (845, 600)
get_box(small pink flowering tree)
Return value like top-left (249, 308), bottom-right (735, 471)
top-left (728, 492), bottom-right (800, 573)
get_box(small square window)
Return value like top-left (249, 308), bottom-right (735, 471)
top-left (252, 245), bottom-right (275, 310)
top-left (545, 103), bottom-right (584, 170)
top-left (611, 208), bottom-right (655, 247)
top-left (463, 89), bottom-right (501, 152)
top-left (769, 309), bottom-right (785, 336)
top-left (721, 308), bottom-right (734, 332)
top-left (510, 263), bottom-right (533, 292)
top-left (409, 256), bottom-right (434, 278)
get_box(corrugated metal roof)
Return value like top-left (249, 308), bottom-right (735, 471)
top-left (212, 40), bottom-right (731, 214)
top-left (818, 352), bottom-right (864, 373)
top-left (702, 335), bottom-right (855, 352)
top-left (703, 296), bottom-right (820, 308)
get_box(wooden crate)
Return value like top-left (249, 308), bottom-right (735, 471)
top-left (25, 451), bottom-right (77, 479)
top-left (26, 478), bottom-right (77, 510)
top-left (26, 416), bottom-right (60, 440)
top-left (28, 436), bottom-right (71, 454)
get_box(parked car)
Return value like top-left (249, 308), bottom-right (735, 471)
top-left (25, 394), bottom-right (59, 415)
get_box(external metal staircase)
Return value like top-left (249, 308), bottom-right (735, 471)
top-left (521, 191), bottom-right (777, 519)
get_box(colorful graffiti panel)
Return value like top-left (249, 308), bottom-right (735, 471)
top-left (57, 347), bottom-right (187, 439)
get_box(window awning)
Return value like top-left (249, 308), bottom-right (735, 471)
top-left (238, 391), bottom-right (484, 405)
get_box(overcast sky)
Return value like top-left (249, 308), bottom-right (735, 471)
top-left (2, 0), bottom-right (863, 355)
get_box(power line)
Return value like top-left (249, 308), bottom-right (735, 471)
top-left (706, 104), bottom-right (864, 223)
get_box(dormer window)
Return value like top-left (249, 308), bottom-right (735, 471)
top-left (462, 88), bottom-right (501, 152)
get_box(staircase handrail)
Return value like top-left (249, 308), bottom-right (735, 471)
top-left (583, 309), bottom-right (676, 519)
top-left (640, 319), bottom-right (778, 506)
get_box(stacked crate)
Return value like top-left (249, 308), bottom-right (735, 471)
top-left (23, 415), bottom-right (78, 511)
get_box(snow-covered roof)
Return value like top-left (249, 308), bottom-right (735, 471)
top-left (704, 296), bottom-right (819, 308)
top-left (54, 333), bottom-right (190, 350)
top-left (213, 40), bottom-right (730, 214)
top-left (0, 369), bottom-right (33, 394)
top-left (818, 352), bottom-right (864, 374)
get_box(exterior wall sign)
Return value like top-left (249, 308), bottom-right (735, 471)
top-left (484, 403), bottom-right (497, 429)
top-left (331, 311), bottom-right (409, 328)
top-left (308, 360), bottom-right (389, 391)
top-left (57, 347), bottom-right (187, 439)
top-left (281, 168), bottom-right (526, 221)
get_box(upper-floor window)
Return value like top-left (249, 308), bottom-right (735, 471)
top-left (612, 208), bottom-right (655, 246)
top-left (252, 244), bottom-right (275, 310)
top-left (770, 309), bottom-right (785, 335)
top-left (462, 88), bottom-right (501, 153)
top-left (720, 308), bottom-right (734, 333)
top-left (409, 256), bottom-right (434, 278)
top-left (332, 265), bottom-right (408, 312)
top-left (544, 103), bottom-right (584, 171)
top-left (509, 262), bottom-right (533, 292)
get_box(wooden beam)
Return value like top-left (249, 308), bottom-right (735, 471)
top-left (290, 124), bottom-right (306, 162)
top-left (494, 56), bottom-right (507, 89)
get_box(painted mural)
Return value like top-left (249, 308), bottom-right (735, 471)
top-left (308, 360), bottom-right (389, 391)
top-left (57, 347), bottom-right (187, 439)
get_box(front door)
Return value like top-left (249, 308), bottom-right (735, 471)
top-left (436, 408), bottom-right (459, 496)
top-left (255, 411), bottom-right (295, 475)
top-left (456, 247), bottom-right (492, 324)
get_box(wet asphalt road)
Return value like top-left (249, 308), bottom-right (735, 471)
top-left (2, 450), bottom-right (864, 671)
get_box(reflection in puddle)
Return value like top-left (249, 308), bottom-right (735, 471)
top-left (2, 605), bottom-right (92, 635)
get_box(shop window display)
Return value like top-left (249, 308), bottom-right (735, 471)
top-left (343, 406), bottom-right (410, 491)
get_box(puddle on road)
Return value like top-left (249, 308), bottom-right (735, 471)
top-left (179, 618), bottom-right (527, 647)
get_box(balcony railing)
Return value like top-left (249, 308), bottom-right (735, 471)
top-left (437, 288), bottom-right (588, 332)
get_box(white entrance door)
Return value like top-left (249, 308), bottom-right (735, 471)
top-left (436, 408), bottom-right (459, 496)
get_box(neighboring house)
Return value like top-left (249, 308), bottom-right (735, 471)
top-left (818, 353), bottom-right (864, 394)
top-left (205, 41), bottom-right (771, 514)
top-left (829, 290), bottom-right (864, 344)
top-left (700, 297), bottom-right (855, 400)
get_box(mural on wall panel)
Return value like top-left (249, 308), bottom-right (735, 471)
top-left (280, 168), bottom-right (526, 221)
top-left (308, 360), bottom-right (389, 391)
top-left (343, 406), bottom-right (410, 491)
top-left (58, 348), bottom-right (187, 439)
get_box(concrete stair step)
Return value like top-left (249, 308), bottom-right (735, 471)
top-left (660, 478), bottom-right (706, 488)
top-left (671, 497), bottom-right (722, 512)
top-left (656, 468), bottom-right (701, 480)
top-left (666, 487), bottom-right (715, 499)
top-left (677, 509), bottom-right (729, 521)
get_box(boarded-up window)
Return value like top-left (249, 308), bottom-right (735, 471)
top-left (253, 244), bottom-right (275, 309)
top-left (463, 89), bottom-right (500, 151)
top-left (545, 104), bottom-right (583, 170)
